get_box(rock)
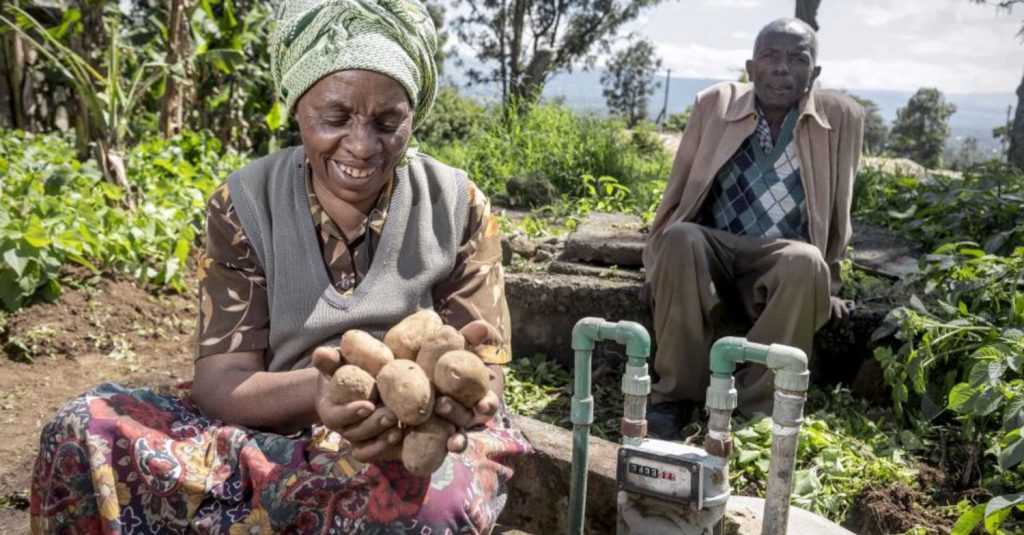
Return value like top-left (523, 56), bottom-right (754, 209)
top-left (511, 236), bottom-right (538, 258)
top-left (534, 249), bottom-right (553, 262)
top-left (850, 220), bottom-right (922, 280)
top-left (561, 212), bottom-right (646, 268)
top-left (501, 237), bottom-right (514, 266)
top-left (506, 173), bottom-right (558, 207)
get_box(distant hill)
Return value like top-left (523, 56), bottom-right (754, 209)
top-left (444, 64), bottom-right (1015, 156)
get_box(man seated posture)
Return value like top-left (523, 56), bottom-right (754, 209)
top-left (643, 18), bottom-right (864, 438)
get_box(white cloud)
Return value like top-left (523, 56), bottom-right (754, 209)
top-left (702, 0), bottom-right (762, 8)
top-left (729, 31), bottom-right (755, 40)
top-left (657, 43), bottom-right (749, 80)
top-left (819, 58), bottom-right (1021, 93)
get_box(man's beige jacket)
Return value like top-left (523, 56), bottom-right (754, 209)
top-left (643, 82), bottom-right (865, 295)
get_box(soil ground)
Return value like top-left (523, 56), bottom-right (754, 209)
top-left (0, 277), bottom-right (196, 534)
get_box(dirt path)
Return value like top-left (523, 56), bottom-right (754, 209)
top-left (0, 278), bottom-right (197, 533)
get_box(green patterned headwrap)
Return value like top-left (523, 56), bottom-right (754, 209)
top-left (270, 0), bottom-right (438, 130)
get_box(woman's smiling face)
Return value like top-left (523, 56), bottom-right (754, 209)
top-left (294, 70), bottom-right (414, 208)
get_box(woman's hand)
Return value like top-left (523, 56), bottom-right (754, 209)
top-left (433, 320), bottom-right (505, 453)
top-left (312, 347), bottom-right (403, 463)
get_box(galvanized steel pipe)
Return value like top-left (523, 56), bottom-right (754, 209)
top-left (706, 338), bottom-right (810, 535)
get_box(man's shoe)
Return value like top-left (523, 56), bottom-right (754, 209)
top-left (646, 401), bottom-right (693, 440)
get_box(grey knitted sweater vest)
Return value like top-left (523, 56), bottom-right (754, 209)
top-left (227, 146), bottom-right (468, 372)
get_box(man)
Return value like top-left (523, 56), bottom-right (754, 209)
top-left (643, 18), bottom-right (864, 438)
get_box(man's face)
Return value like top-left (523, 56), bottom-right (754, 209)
top-left (294, 70), bottom-right (414, 208)
top-left (745, 30), bottom-right (821, 113)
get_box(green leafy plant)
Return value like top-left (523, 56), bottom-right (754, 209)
top-left (0, 129), bottom-right (247, 312)
top-left (854, 162), bottom-right (1024, 255)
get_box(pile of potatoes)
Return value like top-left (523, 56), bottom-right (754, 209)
top-left (327, 310), bottom-right (493, 476)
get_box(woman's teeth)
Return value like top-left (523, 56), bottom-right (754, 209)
top-left (337, 163), bottom-right (375, 178)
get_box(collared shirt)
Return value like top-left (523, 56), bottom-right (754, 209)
top-left (196, 164), bottom-right (512, 363)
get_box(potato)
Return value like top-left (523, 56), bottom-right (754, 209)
top-left (328, 365), bottom-right (377, 405)
top-left (383, 309), bottom-right (443, 359)
top-left (402, 416), bottom-right (455, 476)
top-left (416, 325), bottom-right (466, 379)
top-left (340, 330), bottom-right (394, 376)
top-left (377, 360), bottom-right (435, 426)
top-left (433, 350), bottom-right (492, 408)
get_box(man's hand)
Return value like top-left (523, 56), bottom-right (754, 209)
top-left (829, 297), bottom-right (855, 329)
top-left (432, 320), bottom-right (504, 453)
top-left (312, 347), bottom-right (402, 463)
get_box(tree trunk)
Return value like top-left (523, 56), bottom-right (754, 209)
top-left (795, 0), bottom-right (821, 31)
top-left (8, 31), bottom-right (29, 130)
top-left (511, 47), bottom-right (554, 105)
top-left (160, 0), bottom-right (192, 138)
top-left (0, 32), bottom-right (15, 129)
top-left (1008, 68), bottom-right (1024, 171)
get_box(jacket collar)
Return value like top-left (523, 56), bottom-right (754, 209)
top-left (724, 83), bottom-right (831, 130)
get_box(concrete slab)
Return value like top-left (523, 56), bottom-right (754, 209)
top-left (499, 416), bottom-right (621, 534)
top-left (560, 212), bottom-right (646, 268)
top-left (725, 496), bottom-right (854, 534)
top-left (499, 416), bottom-right (854, 535)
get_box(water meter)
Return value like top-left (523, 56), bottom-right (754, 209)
top-left (616, 438), bottom-right (730, 535)
top-left (617, 442), bottom-right (704, 507)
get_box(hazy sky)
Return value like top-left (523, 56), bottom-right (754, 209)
top-left (623, 0), bottom-right (1023, 94)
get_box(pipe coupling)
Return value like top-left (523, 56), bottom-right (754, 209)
top-left (621, 364), bottom-right (651, 396)
top-left (571, 396), bottom-right (594, 425)
top-left (705, 374), bottom-right (738, 411)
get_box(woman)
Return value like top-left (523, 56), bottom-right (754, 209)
top-left (29, 1), bottom-right (531, 532)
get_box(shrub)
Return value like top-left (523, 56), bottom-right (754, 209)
top-left (423, 100), bottom-right (671, 215)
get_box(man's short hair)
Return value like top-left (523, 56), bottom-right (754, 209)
top-left (753, 18), bottom-right (819, 62)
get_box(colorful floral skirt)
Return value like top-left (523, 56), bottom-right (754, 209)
top-left (30, 382), bottom-right (533, 534)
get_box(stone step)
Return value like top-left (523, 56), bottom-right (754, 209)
top-left (556, 212), bottom-right (922, 282)
top-left (560, 212), bottom-right (646, 268)
top-left (505, 271), bottom-right (651, 367)
top-left (505, 270), bottom-right (888, 388)
top-left (547, 260), bottom-right (645, 281)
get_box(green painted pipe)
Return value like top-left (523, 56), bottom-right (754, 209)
top-left (568, 317), bottom-right (651, 535)
top-left (709, 336), bottom-right (770, 375)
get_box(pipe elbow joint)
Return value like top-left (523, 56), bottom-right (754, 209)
top-left (572, 317), bottom-right (605, 351)
top-left (614, 321), bottom-right (652, 360)
top-left (709, 336), bottom-right (747, 375)
top-left (766, 343), bottom-right (810, 392)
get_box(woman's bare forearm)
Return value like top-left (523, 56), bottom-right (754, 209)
top-left (192, 352), bottom-right (320, 434)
